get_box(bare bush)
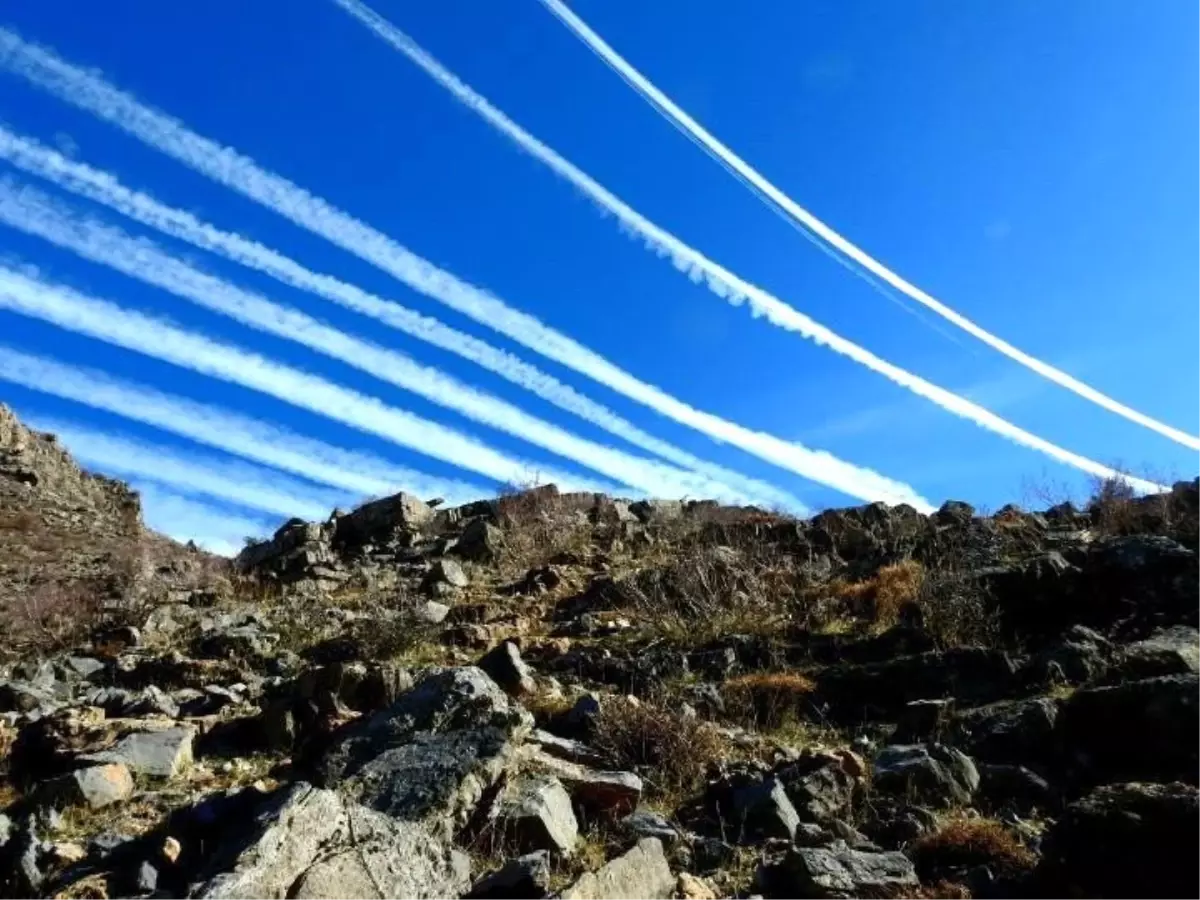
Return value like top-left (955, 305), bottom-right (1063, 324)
top-left (592, 696), bottom-right (729, 802)
top-left (495, 482), bottom-right (593, 574)
top-left (0, 578), bottom-right (104, 656)
top-left (722, 671), bottom-right (817, 730)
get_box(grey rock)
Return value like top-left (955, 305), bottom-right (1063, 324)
top-left (561, 837), bottom-right (674, 900)
top-left (492, 776), bottom-right (578, 855)
top-left (456, 519), bottom-right (504, 563)
top-left (317, 667), bottom-right (532, 828)
top-left (136, 860), bottom-right (159, 893)
top-left (530, 729), bottom-right (608, 769)
top-left (893, 698), bottom-right (956, 744)
top-left (977, 763), bottom-right (1055, 814)
top-left (0, 680), bottom-right (61, 715)
top-left (776, 754), bottom-right (859, 826)
top-left (43, 763), bottom-right (134, 810)
top-left (954, 696), bottom-right (1059, 768)
top-left (1115, 626), bottom-right (1199, 680)
top-left (759, 841), bottom-right (919, 899)
top-left (468, 850), bottom-right (551, 899)
top-left (83, 727), bottom-right (195, 779)
top-left (194, 782), bottom-right (470, 899)
top-left (478, 641), bottom-right (536, 697)
top-left (526, 749), bottom-right (643, 817)
top-left (621, 810), bottom-right (679, 845)
top-left (729, 776), bottom-right (800, 841)
top-left (872, 744), bottom-right (979, 807)
top-left (628, 499), bottom-right (683, 524)
top-left (413, 600), bottom-right (451, 624)
top-left (426, 557), bottom-right (469, 591)
top-left (57, 656), bottom-right (106, 682)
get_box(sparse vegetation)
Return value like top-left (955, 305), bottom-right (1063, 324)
top-left (830, 559), bottom-right (925, 631)
top-left (722, 671), bottom-right (816, 729)
top-left (592, 696), bottom-right (729, 802)
top-left (910, 816), bottom-right (1037, 882)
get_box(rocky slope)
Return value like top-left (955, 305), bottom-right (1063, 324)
top-left (0, 407), bottom-right (1197, 899)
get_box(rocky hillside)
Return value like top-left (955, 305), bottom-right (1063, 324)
top-left (0, 407), bottom-right (1197, 899)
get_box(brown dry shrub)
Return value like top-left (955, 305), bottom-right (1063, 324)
top-left (910, 816), bottom-right (1037, 882)
top-left (495, 482), bottom-right (592, 574)
top-left (1086, 474), bottom-right (1145, 535)
top-left (722, 671), bottom-right (816, 730)
top-left (831, 560), bottom-right (925, 630)
top-left (0, 579), bottom-right (104, 656)
top-left (592, 697), bottom-right (729, 802)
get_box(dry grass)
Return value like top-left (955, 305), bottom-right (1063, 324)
top-left (592, 697), bottom-right (730, 804)
top-left (495, 482), bottom-right (594, 575)
top-left (722, 671), bottom-right (816, 730)
top-left (915, 568), bottom-right (1001, 649)
top-left (909, 816), bottom-right (1037, 881)
top-left (0, 578), bottom-right (105, 657)
top-left (830, 560), bottom-right (925, 631)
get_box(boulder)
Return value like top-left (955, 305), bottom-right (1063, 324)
top-left (526, 749), bottom-right (643, 816)
top-left (193, 783), bottom-right (470, 899)
top-left (425, 558), bottom-right (469, 592)
top-left (42, 763), bottom-right (133, 810)
top-left (491, 776), bottom-right (578, 856)
top-left (758, 841), bottom-right (919, 899)
top-left (456, 519), bottom-right (504, 563)
top-left (775, 751), bottom-right (861, 826)
top-left (815, 649), bottom-right (1019, 721)
top-left (1057, 673), bottom-right (1198, 785)
top-left (561, 837), bottom-right (674, 900)
top-left (478, 641), bottom-right (537, 697)
top-left (467, 850), bottom-right (551, 899)
top-left (1040, 782), bottom-right (1199, 899)
top-left (953, 696), bottom-right (1059, 768)
top-left (82, 726), bottom-right (195, 779)
top-left (872, 744), bottom-right (979, 807)
top-left (707, 773), bottom-right (800, 841)
top-left (1112, 626), bottom-right (1199, 680)
top-left (316, 667), bottom-right (532, 829)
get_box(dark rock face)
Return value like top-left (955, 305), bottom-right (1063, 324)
top-left (871, 744), bottom-right (979, 807)
top-left (1057, 673), bottom-right (1198, 787)
top-left (1040, 782), bottom-right (1200, 899)
top-left (316, 667), bottom-right (532, 827)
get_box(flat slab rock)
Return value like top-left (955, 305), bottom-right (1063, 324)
top-left (761, 841), bottom-right (919, 899)
top-left (562, 837), bottom-right (674, 900)
top-left (193, 782), bottom-right (470, 899)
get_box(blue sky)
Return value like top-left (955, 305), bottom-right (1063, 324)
top-left (0, 0), bottom-right (1196, 552)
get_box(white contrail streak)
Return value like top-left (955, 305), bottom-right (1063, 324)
top-left (0, 264), bottom-right (619, 494)
top-left (0, 26), bottom-right (930, 511)
top-left (26, 416), bottom-right (351, 521)
top-left (0, 346), bottom-right (486, 503)
top-left (127, 482), bottom-right (272, 555)
top-left (323, 1), bottom-right (1171, 495)
top-left (0, 181), bottom-right (755, 505)
top-left (537, 0), bottom-right (1200, 453)
top-left (0, 126), bottom-right (806, 513)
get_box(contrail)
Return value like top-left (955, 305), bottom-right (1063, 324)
top-left (536, 0), bottom-right (1200, 453)
top-left (0, 346), bottom-right (486, 503)
top-left (0, 126), bottom-right (806, 513)
top-left (323, 1), bottom-right (1171, 495)
top-left (0, 26), bottom-right (931, 511)
top-left (0, 264), bottom-right (619, 495)
top-left (126, 482), bottom-right (274, 555)
top-left (25, 416), bottom-right (352, 521)
top-left (0, 181), bottom-right (763, 506)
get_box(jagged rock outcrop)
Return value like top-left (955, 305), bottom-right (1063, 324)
top-left (0, 406), bottom-right (1196, 899)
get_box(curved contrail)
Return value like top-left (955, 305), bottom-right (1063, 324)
top-left (0, 265), bottom-right (618, 495)
top-left (325, 0), bottom-right (1170, 495)
top-left (536, 0), bottom-right (1200, 452)
top-left (0, 25), bottom-right (932, 511)
top-left (0, 179), bottom-right (774, 506)
top-left (0, 346), bottom-right (488, 503)
top-left (0, 125), bottom-right (806, 513)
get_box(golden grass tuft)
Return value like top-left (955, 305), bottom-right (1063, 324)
top-left (910, 816), bottom-right (1037, 881)
top-left (830, 560), bottom-right (925, 630)
top-left (722, 671), bottom-right (817, 730)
